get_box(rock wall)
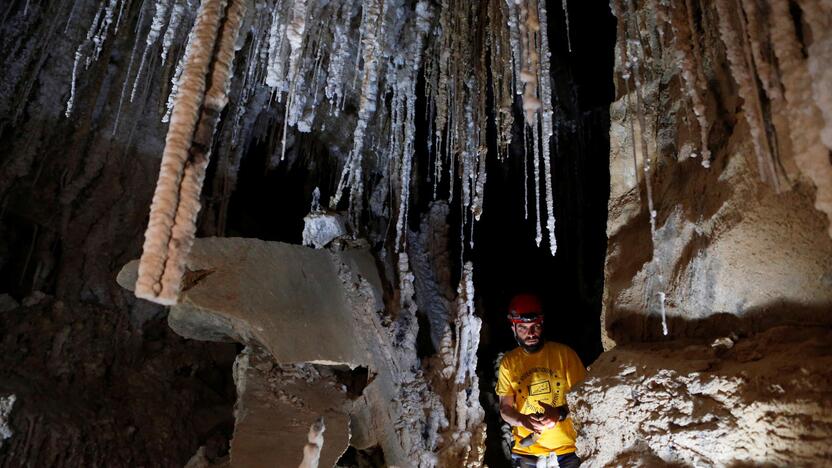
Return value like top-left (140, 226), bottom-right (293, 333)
top-left (574, 1), bottom-right (832, 466)
top-left (570, 325), bottom-right (832, 466)
top-left (603, 0), bottom-right (832, 347)
top-left (0, 295), bottom-right (238, 466)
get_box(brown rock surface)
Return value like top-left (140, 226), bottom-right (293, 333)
top-left (0, 297), bottom-right (237, 466)
top-left (230, 347), bottom-right (351, 468)
top-left (570, 325), bottom-right (832, 466)
top-left (118, 237), bottom-right (453, 466)
top-left (602, 0), bottom-right (832, 348)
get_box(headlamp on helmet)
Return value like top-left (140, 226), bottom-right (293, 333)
top-left (507, 293), bottom-right (544, 325)
top-left (507, 312), bottom-right (544, 325)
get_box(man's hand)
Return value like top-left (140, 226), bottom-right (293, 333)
top-left (522, 413), bottom-right (549, 433)
top-left (501, 396), bottom-right (567, 434)
top-left (536, 402), bottom-right (568, 429)
top-left (500, 395), bottom-right (547, 433)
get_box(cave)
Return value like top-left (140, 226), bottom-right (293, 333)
top-left (1, 0), bottom-right (831, 467)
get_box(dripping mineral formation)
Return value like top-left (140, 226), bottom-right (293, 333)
top-left (0, 0), bottom-right (831, 466)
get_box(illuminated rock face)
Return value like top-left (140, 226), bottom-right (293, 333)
top-left (602, 0), bottom-right (832, 348)
top-left (577, 1), bottom-right (832, 465)
top-left (569, 326), bottom-right (832, 466)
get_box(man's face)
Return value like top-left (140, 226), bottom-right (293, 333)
top-left (514, 321), bottom-right (543, 349)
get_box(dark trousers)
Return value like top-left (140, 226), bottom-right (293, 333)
top-left (512, 451), bottom-right (581, 468)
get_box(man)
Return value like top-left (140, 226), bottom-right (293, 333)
top-left (496, 293), bottom-right (586, 468)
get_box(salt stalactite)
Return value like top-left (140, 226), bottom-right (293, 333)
top-left (532, 124), bottom-right (543, 247)
top-left (616, 0), bottom-right (668, 335)
top-left (89, 0), bottom-right (121, 64)
top-left (460, 88), bottom-right (477, 249)
top-left (136, 0), bottom-right (245, 304)
top-left (394, 2), bottom-right (431, 251)
top-left (714, 0), bottom-right (780, 190)
top-left (285, 0), bottom-right (308, 81)
top-left (264, 0), bottom-right (287, 90)
top-left (330, 0), bottom-right (383, 221)
top-left (162, 0), bottom-right (246, 287)
top-left (160, 0), bottom-right (188, 64)
top-left (471, 146), bottom-right (488, 223)
top-left (514, 0), bottom-right (543, 246)
top-left (324, 2), bottom-right (353, 111)
top-left (537, 0), bottom-right (557, 255)
top-left (277, 0), bottom-right (309, 160)
top-left (505, 0), bottom-right (523, 96)
top-left (772, 0), bottom-right (832, 237)
top-left (132, 0), bottom-right (171, 102)
top-left (502, 0), bottom-right (558, 252)
top-left (113, 6), bottom-right (146, 135)
top-left (430, 0), bottom-right (451, 200)
top-left (487, 0), bottom-right (514, 159)
top-left (137, 0), bottom-right (225, 303)
top-left (561, 0), bottom-right (571, 53)
top-left (298, 417), bottom-right (325, 468)
top-left (518, 0), bottom-right (542, 124)
top-left (470, 21), bottom-right (491, 226)
top-left (524, 130), bottom-right (529, 219)
top-left (665, 0), bottom-right (711, 165)
top-left (66, 0), bottom-right (110, 117)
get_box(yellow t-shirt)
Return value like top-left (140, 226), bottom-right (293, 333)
top-left (495, 341), bottom-right (586, 456)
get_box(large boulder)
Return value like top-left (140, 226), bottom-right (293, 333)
top-left (570, 325), bottom-right (832, 466)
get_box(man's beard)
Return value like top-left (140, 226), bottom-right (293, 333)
top-left (514, 331), bottom-right (543, 353)
top-left (517, 335), bottom-right (543, 353)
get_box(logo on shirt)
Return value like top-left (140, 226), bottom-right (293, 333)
top-left (528, 380), bottom-right (551, 396)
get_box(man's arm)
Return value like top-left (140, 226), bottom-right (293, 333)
top-left (499, 395), bottom-right (547, 433)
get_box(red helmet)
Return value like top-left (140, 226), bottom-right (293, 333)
top-left (507, 294), bottom-right (544, 324)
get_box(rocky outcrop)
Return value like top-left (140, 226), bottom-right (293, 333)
top-left (570, 325), bottom-right (832, 466)
top-left (602, 0), bottom-right (832, 347)
top-left (119, 237), bottom-right (380, 367)
top-left (230, 348), bottom-right (352, 468)
top-left (580, 1), bottom-right (832, 465)
top-left (118, 237), bottom-right (484, 467)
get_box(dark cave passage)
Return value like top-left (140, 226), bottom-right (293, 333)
top-left (472, 1), bottom-right (616, 465)
top-left (210, 2), bottom-right (616, 465)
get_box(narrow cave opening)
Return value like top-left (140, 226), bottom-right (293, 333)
top-left (471, 2), bottom-right (616, 465)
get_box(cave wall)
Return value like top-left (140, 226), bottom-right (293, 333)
top-left (601, 0), bottom-right (832, 348)
top-left (0, 0), bottom-right (241, 463)
top-left (570, 1), bottom-right (832, 465)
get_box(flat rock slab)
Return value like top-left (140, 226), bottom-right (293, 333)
top-left (118, 237), bottom-right (382, 367)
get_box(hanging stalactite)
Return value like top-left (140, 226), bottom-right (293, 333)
top-left (135, 0), bottom-right (245, 304)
